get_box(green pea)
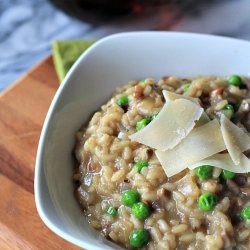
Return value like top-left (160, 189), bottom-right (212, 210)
top-left (132, 202), bottom-right (150, 220)
top-left (139, 79), bottom-right (146, 84)
top-left (136, 118), bottom-right (151, 131)
top-left (198, 192), bottom-right (217, 212)
top-left (228, 75), bottom-right (242, 86)
top-left (223, 104), bottom-right (234, 111)
top-left (121, 190), bottom-right (140, 207)
top-left (221, 170), bottom-right (236, 180)
top-left (134, 160), bottom-right (149, 173)
top-left (183, 84), bottom-right (190, 92)
top-left (116, 96), bottom-right (129, 106)
top-left (130, 229), bottom-right (150, 248)
top-left (195, 165), bottom-right (214, 180)
top-left (106, 206), bottom-right (118, 217)
top-left (240, 206), bottom-right (250, 220)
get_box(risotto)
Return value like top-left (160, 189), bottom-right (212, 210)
top-left (74, 75), bottom-right (250, 250)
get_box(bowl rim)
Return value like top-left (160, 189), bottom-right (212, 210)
top-left (34, 31), bottom-right (250, 249)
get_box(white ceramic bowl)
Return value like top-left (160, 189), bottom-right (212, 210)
top-left (35, 32), bottom-right (250, 249)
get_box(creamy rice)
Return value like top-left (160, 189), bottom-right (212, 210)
top-left (74, 76), bottom-right (250, 249)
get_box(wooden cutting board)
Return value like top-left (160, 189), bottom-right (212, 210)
top-left (0, 56), bottom-right (79, 249)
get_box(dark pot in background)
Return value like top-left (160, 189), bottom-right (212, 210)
top-left (50, 0), bottom-right (133, 14)
top-left (49, 0), bottom-right (196, 23)
top-left (50, 0), bottom-right (139, 23)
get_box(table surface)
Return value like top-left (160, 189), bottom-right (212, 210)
top-left (0, 56), bottom-right (79, 249)
top-left (1, 1), bottom-right (250, 248)
top-left (1, 0), bottom-right (250, 91)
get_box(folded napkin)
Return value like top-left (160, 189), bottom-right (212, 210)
top-left (52, 40), bottom-right (96, 82)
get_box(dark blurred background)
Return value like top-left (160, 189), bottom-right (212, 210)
top-left (0, 0), bottom-right (250, 91)
top-left (49, 0), bottom-right (200, 22)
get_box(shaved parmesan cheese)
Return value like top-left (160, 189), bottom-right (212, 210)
top-left (196, 112), bottom-right (210, 127)
top-left (163, 90), bottom-right (199, 104)
top-left (155, 119), bottom-right (226, 177)
top-left (221, 114), bottom-right (250, 165)
top-left (162, 90), bottom-right (209, 127)
top-left (129, 99), bottom-right (203, 151)
top-left (189, 153), bottom-right (249, 173)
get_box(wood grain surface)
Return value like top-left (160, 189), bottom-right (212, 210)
top-left (0, 56), bottom-right (79, 249)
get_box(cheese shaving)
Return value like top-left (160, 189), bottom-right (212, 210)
top-left (220, 114), bottom-right (250, 165)
top-left (196, 112), bottom-right (210, 127)
top-left (189, 153), bottom-right (249, 173)
top-left (162, 90), bottom-right (209, 127)
top-left (129, 99), bottom-right (203, 151)
top-left (155, 119), bottom-right (226, 177)
top-left (163, 90), bottom-right (199, 104)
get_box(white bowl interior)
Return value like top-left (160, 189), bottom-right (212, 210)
top-left (35, 32), bottom-right (250, 249)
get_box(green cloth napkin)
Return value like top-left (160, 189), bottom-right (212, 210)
top-left (52, 40), bottom-right (96, 82)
